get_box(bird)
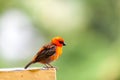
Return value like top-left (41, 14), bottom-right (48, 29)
top-left (24, 36), bottom-right (66, 69)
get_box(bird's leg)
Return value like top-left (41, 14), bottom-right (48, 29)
top-left (41, 64), bottom-right (50, 70)
top-left (47, 63), bottom-right (54, 68)
top-left (47, 63), bottom-right (57, 70)
top-left (43, 64), bottom-right (49, 68)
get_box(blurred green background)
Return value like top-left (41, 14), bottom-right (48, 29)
top-left (0, 0), bottom-right (120, 80)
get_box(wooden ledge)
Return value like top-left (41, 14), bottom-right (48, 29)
top-left (0, 68), bottom-right (56, 80)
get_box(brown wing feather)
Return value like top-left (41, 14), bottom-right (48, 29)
top-left (34, 44), bottom-right (56, 62)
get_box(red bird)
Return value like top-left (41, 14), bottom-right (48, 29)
top-left (24, 36), bottom-right (66, 69)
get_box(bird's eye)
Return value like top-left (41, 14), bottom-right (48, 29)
top-left (59, 41), bottom-right (63, 44)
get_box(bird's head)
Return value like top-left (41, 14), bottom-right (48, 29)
top-left (51, 36), bottom-right (66, 47)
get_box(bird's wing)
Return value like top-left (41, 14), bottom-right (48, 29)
top-left (34, 44), bottom-right (56, 62)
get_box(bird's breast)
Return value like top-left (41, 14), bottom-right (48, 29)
top-left (50, 46), bottom-right (62, 61)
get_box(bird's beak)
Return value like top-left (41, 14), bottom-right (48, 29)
top-left (63, 42), bottom-right (66, 46)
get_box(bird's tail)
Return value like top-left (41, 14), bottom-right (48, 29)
top-left (24, 61), bottom-right (35, 69)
